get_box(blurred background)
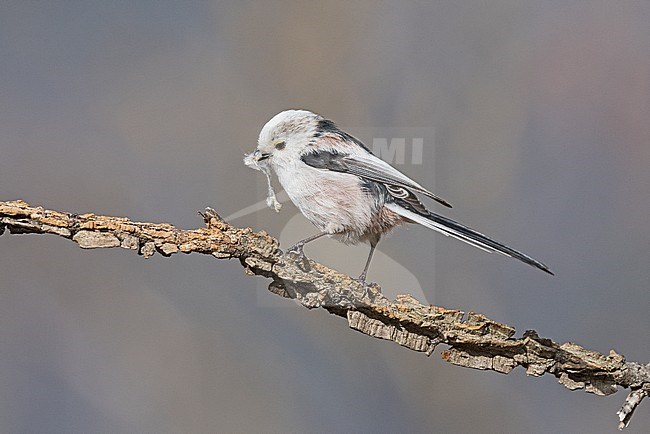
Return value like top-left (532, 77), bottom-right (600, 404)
top-left (1, 1), bottom-right (649, 433)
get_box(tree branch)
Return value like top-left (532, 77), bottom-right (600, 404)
top-left (1, 199), bottom-right (648, 429)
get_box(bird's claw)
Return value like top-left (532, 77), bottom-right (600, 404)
top-left (286, 243), bottom-right (311, 271)
top-left (353, 275), bottom-right (375, 300)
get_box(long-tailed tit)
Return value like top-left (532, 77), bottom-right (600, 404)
top-left (245, 109), bottom-right (553, 281)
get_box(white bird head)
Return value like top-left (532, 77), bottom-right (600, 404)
top-left (252, 109), bottom-right (324, 166)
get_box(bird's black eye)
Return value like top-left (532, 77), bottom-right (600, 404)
top-left (275, 141), bottom-right (286, 150)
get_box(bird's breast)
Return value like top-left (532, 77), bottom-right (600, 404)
top-left (275, 164), bottom-right (380, 237)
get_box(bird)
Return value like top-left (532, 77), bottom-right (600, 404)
top-left (246, 109), bottom-right (553, 282)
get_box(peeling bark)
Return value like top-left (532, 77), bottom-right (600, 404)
top-left (1, 199), bottom-right (648, 429)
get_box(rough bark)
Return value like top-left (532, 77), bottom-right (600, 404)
top-left (1, 199), bottom-right (648, 429)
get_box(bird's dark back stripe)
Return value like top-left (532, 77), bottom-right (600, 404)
top-left (315, 119), bottom-right (373, 153)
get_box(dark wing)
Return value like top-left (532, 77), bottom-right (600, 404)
top-left (384, 184), bottom-right (429, 215)
top-left (301, 150), bottom-right (452, 208)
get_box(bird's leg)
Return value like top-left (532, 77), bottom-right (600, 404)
top-left (286, 232), bottom-right (328, 270)
top-left (352, 240), bottom-right (380, 302)
top-left (287, 232), bottom-right (329, 255)
top-left (356, 243), bottom-right (377, 284)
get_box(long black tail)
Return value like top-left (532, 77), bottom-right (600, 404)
top-left (386, 203), bottom-right (553, 275)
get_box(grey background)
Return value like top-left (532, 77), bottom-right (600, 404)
top-left (2, 1), bottom-right (650, 433)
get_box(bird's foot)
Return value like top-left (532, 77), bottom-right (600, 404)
top-left (353, 274), bottom-right (376, 301)
top-left (356, 271), bottom-right (368, 284)
top-left (286, 242), bottom-right (304, 256)
top-left (286, 243), bottom-right (311, 272)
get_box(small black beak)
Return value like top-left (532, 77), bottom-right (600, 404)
top-left (254, 149), bottom-right (270, 161)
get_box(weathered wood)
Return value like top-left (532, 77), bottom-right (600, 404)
top-left (1, 199), bottom-right (648, 429)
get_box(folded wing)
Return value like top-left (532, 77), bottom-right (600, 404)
top-left (301, 150), bottom-right (452, 208)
